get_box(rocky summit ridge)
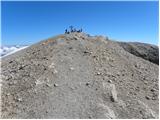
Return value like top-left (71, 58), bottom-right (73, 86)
top-left (0, 32), bottom-right (159, 118)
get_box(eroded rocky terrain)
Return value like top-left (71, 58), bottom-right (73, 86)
top-left (0, 33), bottom-right (159, 118)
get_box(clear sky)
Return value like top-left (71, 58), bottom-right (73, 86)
top-left (1, 1), bottom-right (158, 45)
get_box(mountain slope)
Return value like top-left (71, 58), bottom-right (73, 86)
top-left (118, 42), bottom-right (159, 65)
top-left (1, 33), bottom-right (159, 119)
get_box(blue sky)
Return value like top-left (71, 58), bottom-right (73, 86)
top-left (1, 1), bottom-right (158, 45)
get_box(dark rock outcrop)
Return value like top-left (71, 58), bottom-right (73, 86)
top-left (118, 42), bottom-right (159, 65)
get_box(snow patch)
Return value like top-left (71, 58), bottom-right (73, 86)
top-left (0, 45), bottom-right (28, 58)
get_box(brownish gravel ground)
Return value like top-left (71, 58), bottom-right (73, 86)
top-left (0, 33), bottom-right (159, 118)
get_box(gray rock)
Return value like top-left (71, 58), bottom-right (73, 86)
top-left (54, 83), bottom-right (58, 87)
top-left (1, 33), bottom-right (158, 119)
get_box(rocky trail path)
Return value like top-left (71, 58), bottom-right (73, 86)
top-left (1, 33), bottom-right (159, 118)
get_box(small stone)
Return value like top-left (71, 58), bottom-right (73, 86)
top-left (46, 83), bottom-right (51, 87)
top-left (8, 82), bottom-right (14, 86)
top-left (97, 72), bottom-right (101, 75)
top-left (116, 73), bottom-right (120, 76)
top-left (19, 66), bottom-right (24, 70)
top-left (108, 80), bottom-right (112, 83)
top-left (109, 58), bottom-right (114, 62)
top-left (35, 79), bottom-right (43, 85)
top-left (5, 76), bottom-right (12, 81)
top-left (69, 86), bottom-right (75, 90)
top-left (92, 55), bottom-right (96, 58)
top-left (9, 61), bottom-right (13, 63)
top-left (10, 70), bottom-right (17, 73)
top-left (145, 96), bottom-right (150, 100)
top-left (74, 36), bottom-right (78, 40)
top-left (42, 56), bottom-right (48, 60)
top-left (49, 62), bottom-right (55, 68)
top-left (103, 83), bottom-right (118, 102)
top-left (143, 81), bottom-right (148, 85)
top-left (135, 87), bottom-right (140, 91)
top-left (88, 116), bottom-right (92, 119)
top-left (86, 82), bottom-right (90, 86)
top-left (143, 77), bottom-right (146, 80)
top-left (84, 51), bottom-right (89, 54)
top-left (17, 97), bottom-right (23, 102)
top-left (69, 47), bottom-right (72, 49)
top-left (152, 97), bottom-right (156, 100)
top-left (69, 67), bottom-right (74, 71)
top-left (145, 68), bottom-right (148, 71)
top-left (109, 63), bottom-right (114, 67)
top-left (110, 85), bottom-right (118, 102)
top-left (150, 88), bottom-right (156, 92)
top-left (53, 69), bottom-right (58, 74)
top-left (139, 110), bottom-right (143, 114)
top-left (6, 93), bottom-right (10, 96)
top-left (54, 83), bottom-right (58, 87)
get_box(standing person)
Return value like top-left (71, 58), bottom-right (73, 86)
top-left (69, 26), bottom-right (74, 33)
top-left (80, 28), bottom-right (83, 32)
top-left (73, 28), bottom-right (77, 32)
top-left (65, 29), bottom-right (68, 34)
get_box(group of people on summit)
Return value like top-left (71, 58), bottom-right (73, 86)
top-left (65, 26), bottom-right (83, 34)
